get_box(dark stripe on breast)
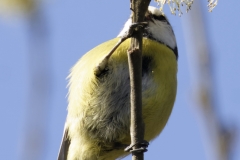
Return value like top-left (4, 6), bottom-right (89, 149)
top-left (142, 56), bottom-right (152, 76)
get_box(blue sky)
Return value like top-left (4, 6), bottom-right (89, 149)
top-left (0, 0), bottom-right (239, 160)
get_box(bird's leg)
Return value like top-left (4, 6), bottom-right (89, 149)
top-left (94, 22), bottom-right (148, 76)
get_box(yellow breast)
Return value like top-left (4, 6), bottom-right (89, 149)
top-left (67, 37), bottom-right (177, 160)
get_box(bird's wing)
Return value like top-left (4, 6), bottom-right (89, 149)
top-left (57, 125), bottom-right (70, 160)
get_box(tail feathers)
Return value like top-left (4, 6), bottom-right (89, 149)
top-left (58, 125), bottom-right (70, 160)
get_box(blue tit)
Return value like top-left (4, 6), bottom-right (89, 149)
top-left (58, 6), bottom-right (178, 160)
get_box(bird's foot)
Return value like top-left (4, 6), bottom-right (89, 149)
top-left (124, 140), bottom-right (149, 153)
top-left (94, 22), bottom-right (147, 76)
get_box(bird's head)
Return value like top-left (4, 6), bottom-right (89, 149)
top-left (118, 6), bottom-right (178, 59)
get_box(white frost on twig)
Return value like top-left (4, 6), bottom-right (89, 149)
top-left (155, 0), bottom-right (218, 16)
top-left (208, 0), bottom-right (218, 12)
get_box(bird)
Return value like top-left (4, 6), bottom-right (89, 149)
top-left (58, 6), bottom-right (178, 160)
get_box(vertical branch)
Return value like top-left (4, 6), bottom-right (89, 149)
top-left (20, 6), bottom-right (52, 160)
top-left (182, 1), bottom-right (236, 160)
top-left (128, 0), bottom-right (150, 160)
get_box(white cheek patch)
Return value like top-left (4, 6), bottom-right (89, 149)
top-left (117, 18), bottom-right (177, 50)
top-left (147, 19), bottom-right (177, 49)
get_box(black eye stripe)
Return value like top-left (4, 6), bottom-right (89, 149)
top-left (152, 15), bottom-right (170, 25)
top-left (152, 15), bottom-right (166, 21)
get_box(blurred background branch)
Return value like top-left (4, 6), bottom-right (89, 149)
top-left (0, 0), bottom-right (52, 160)
top-left (0, 0), bottom-right (36, 15)
top-left (182, 1), bottom-right (237, 160)
top-left (21, 6), bottom-right (51, 160)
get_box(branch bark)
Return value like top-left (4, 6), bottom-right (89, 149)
top-left (128, 0), bottom-right (150, 160)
